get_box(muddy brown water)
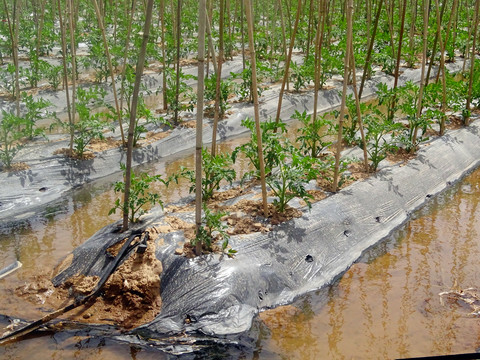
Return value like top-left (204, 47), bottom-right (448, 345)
top-left (1, 135), bottom-right (480, 358)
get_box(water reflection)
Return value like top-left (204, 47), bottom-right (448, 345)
top-left (256, 169), bottom-right (480, 359)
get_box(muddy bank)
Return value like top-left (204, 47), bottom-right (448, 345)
top-left (12, 225), bottom-right (163, 331)
top-left (34, 117), bottom-right (480, 354)
top-left (0, 58), bottom-right (465, 227)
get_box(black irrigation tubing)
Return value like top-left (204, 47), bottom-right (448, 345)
top-left (0, 228), bottom-right (148, 345)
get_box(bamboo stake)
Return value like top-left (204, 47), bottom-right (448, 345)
top-left (463, 1), bottom-right (473, 72)
top-left (119, 0), bottom-right (137, 120)
top-left (394, 0), bottom-right (407, 90)
top-left (425, 0), bottom-right (447, 85)
top-left (366, 0), bottom-right (371, 46)
top-left (240, 0), bottom-right (245, 70)
top-left (333, 0), bottom-right (353, 192)
top-left (173, 0), bottom-right (182, 125)
top-left (245, 0), bottom-right (268, 216)
top-left (205, 11), bottom-right (218, 76)
top-left (350, 36), bottom-right (369, 172)
top-left (305, 0), bottom-right (314, 59)
top-left (277, 0), bottom-right (288, 89)
top-left (33, 0), bottom-right (47, 87)
top-left (388, 0), bottom-right (407, 122)
top-left (122, 0), bottom-right (154, 231)
top-left (67, 0), bottom-right (77, 150)
top-left (226, 0), bottom-right (231, 59)
top-left (211, 0), bottom-right (225, 157)
top-left (274, 0), bottom-right (302, 128)
top-left (465, 0), bottom-right (480, 126)
top-left (386, 0), bottom-right (396, 58)
top-left (409, 0), bottom-right (417, 62)
top-left (412, 0), bottom-right (429, 147)
top-left (1, 0), bottom-right (13, 55)
top-left (92, 0), bottom-right (126, 145)
top-left (435, 0), bottom-right (458, 83)
top-left (312, 0), bottom-right (327, 153)
top-left (56, 0), bottom-right (74, 153)
top-left (160, 0), bottom-right (168, 110)
top-left (451, 0), bottom-right (460, 57)
top-left (196, 0), bottom-right (206, 256)
top-left (13, 0), bottom-right (22, 117)
top-left (434, 0), bottom-right (447, 135)
top-left (359, 0), bottom-right (383, 99)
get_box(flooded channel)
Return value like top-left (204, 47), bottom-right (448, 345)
top-left (255, 167), bottom-right (480, 359)
top-left (1, 137), bottom-right (480, 358)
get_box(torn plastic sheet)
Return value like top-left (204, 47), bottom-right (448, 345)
top-left (48, 120), bottom-right (480, 354)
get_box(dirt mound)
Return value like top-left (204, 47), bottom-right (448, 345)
top-left (15, 230), bottom-right (162, 330)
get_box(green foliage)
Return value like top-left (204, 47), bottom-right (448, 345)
top-left (293, 110), bottom-right (334, 157)
top-left (339, 94), bottom-right (368, 146)
top-left (132, 98), bottom-right (169, 147)
top-left (44, 63), bottom-right (63, 91)
top-left (396, 81), bottom-right (432, 151)
top-left (0, 64), bottom-right (20, 98)
top-left (233, 117), bottom-right (322, 213)
top-left (204, 73), bottom-right (232, 117)
top-left (180, 147), bottom-right (236, 201)
top-left (374, 52), bottom-right (395, 76)
top-left (444, 72), bottom-right (468, 112)
top-left (193, 204), bottom-right (235, 255)
top-left (119, 65), bottom-right (169, 146)
top-left (21, 92), bottom-right (54, 139)
top-left (71, 86), bottom-right (109, 158)
top-left (470, 59), bottom-right (480, 108)
top-left (290, 55), bottom-right (315, 92)
top-left (265, 139), bottom-right (320, 213)
top-left (316, 154), bottom-right (351, 189)
top-left (109, 164), bottom-right (169, 223)
top-left (20, 56), bottom-right (42, 88)
top-left (362, 107), bottom-right (402, 171)
top-left (318, 47), bottom-right (340, 88)
top-left (232, 117), bottom-right (287, 180)
top-left (0, 111), bottom-right (26, 169)
top-left (376, 82), bottom-right (400, 122)
top-left (81, 32), bottom-right (110, 83)
top-left (163, 67), bottom-right (197, 115)
top-left (231, 63), bottom-right (264, 102)
top-left (0, 91), bottom-right (55, 169)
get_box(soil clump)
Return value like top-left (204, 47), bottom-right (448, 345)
top-left (14, 229), bottom-right (162, 330)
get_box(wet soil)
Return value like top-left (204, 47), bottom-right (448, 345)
top-left (14, 229), bottom-right (162, 330)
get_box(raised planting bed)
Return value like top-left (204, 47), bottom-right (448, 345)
top-left (5, 116), bottom-right (479, 354)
